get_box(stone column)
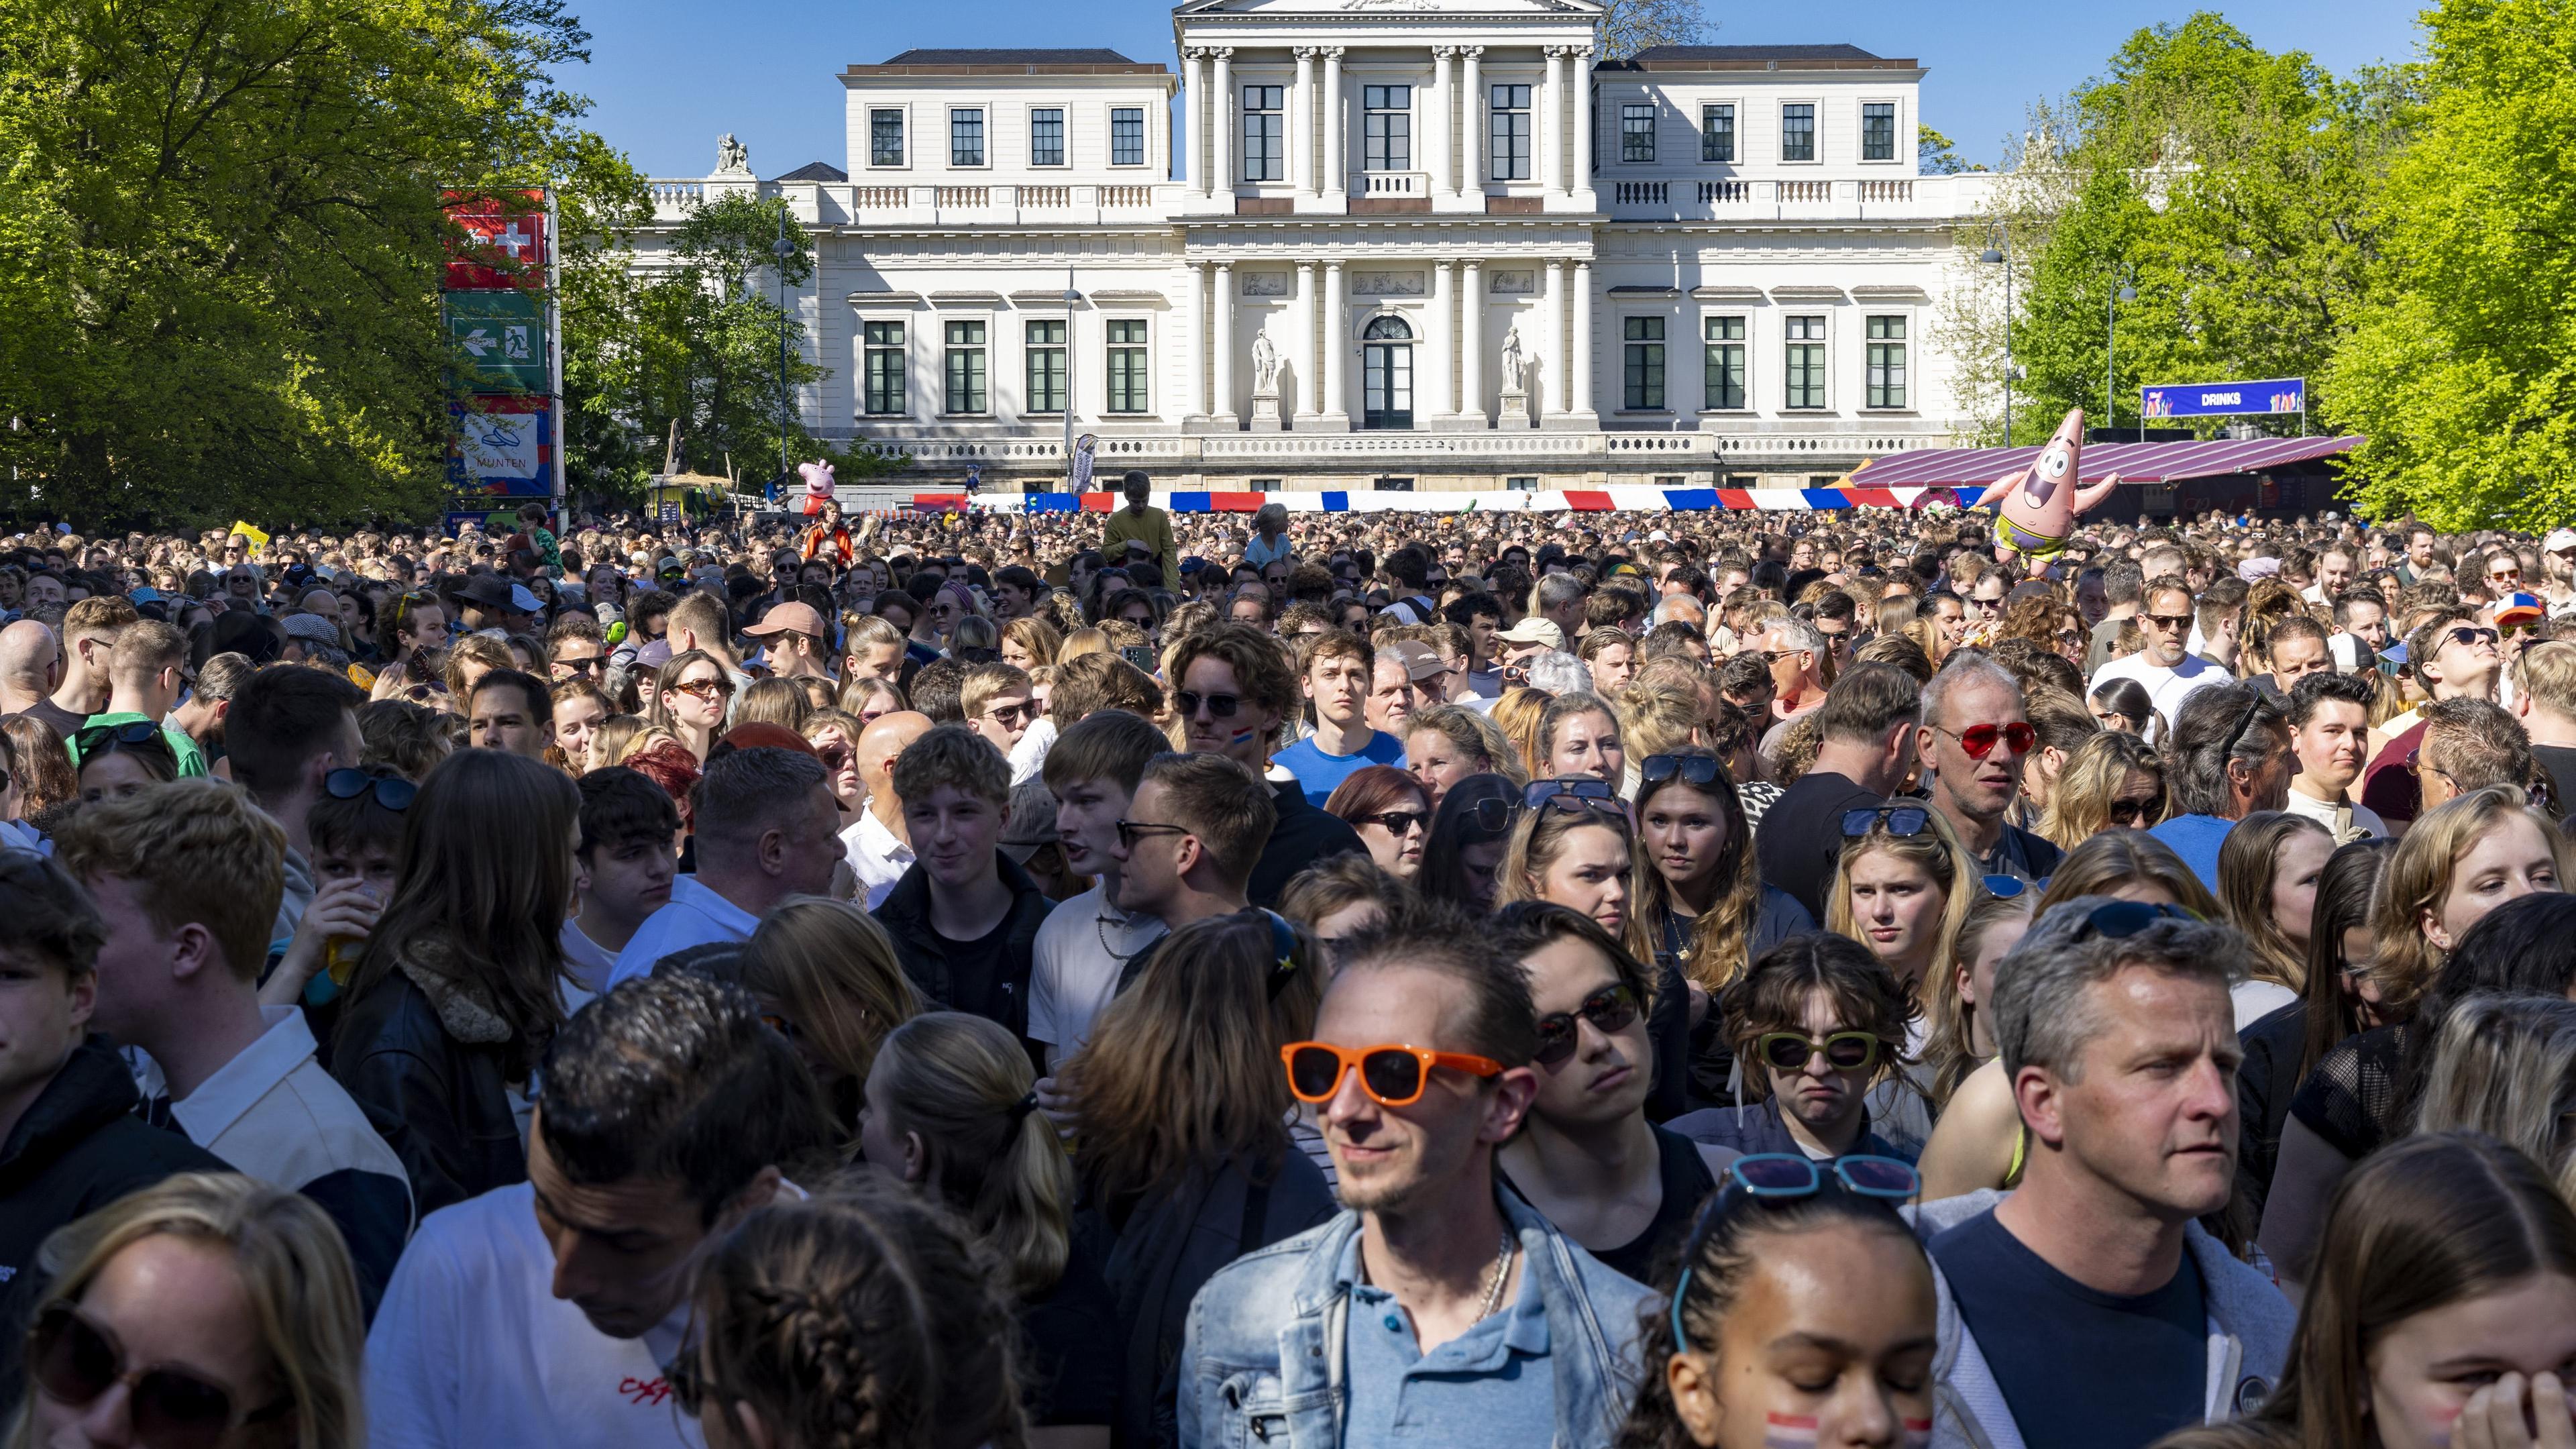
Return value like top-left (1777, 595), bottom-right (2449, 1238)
top-left (1297, 260), bottom-right (1320, 419)
top-left (1211, 49), bottom-right (1234, 197)
top-left (1188, 261), bottom-right (1210, 417)
top-left (1541, 47), bottom-right (1566, 197)
top-left (1213, 261), bottom-right (1236, 427)
top-left (1570, 260), bottom-right (1595, 417)
top-left (1428, 259), bottom-right (1456, 419)
top-left (1184, 52), bottom-right (1205, 194)
top-left (1460, 259), bottom-right (1485, 423)
top-left (1546, 259), bottom-right (1566, 415)
top-left (1428, 48), bottom-right (1456, 197)
top-left (1322, 48), bottom-right (1346, 202)
top-left (1458, 47), bottom-right (1485, 196)
top-left (1570, 46), bottom-right (1595, 197)
top-left (1294, 49), bottom-right (1320, 200)
top-left (1323, 260), bottom-right (1349, 422)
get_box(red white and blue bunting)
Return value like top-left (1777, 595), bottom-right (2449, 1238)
top-left (938, 486), bottom-right (1973, 515)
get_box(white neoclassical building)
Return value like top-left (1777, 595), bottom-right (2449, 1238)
top-left (639, 0), bottom-right (2002, 492)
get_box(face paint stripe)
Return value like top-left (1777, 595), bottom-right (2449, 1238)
top-left (1763, 1412), bottom-right (1821, 1448)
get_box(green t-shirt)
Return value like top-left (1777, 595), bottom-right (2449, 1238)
top-left (74, 712), bottom-right (209, 779)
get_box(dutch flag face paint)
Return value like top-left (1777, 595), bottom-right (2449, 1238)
top-left (1762, 1414), bottom-right (1819, 1449)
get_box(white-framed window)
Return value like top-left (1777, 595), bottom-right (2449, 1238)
top-left (1242, 85), bottom-right (1285, 182)
top-left (944, 319), bottom-right (987, 414)
top-left (1364, 85), bottom-right (1412, 171)
top-left (862, 320), bottom-right (906, 415)
top-left (1623, 316), bottom-right (1666, 410)
top-left (1862, 101), bottom-right (1898, 162)
top-left (1491, 84), bottom-right (1532, 180)
top-left (1030, 107), bottom-right (1066, 168)
top-left (1700, 104), bottom-right (1734, 162)
top-left (1106, 319), bottom-right (1150, 413)
top-left (1111, 107), bottom-right (1146, 166)
top-left (1025, 319), bottom-right (1065, 413)
top-left (949, 109), bottom-right (985, 167)
top-left (1784, 314), bottom-right (1827, 409)
top-left (1703, 315), bottom-right (1746, 411)
top-left (869, 109), bottom-right (906, 168)
top-left (1866, 315), bottom-right (1908, 409)
top-left (1621, 103), bottom-right (1656, 163)
top-left (1780, 102), bottom-right (1816, 162)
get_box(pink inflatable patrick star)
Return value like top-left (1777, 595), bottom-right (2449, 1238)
top-left (1980, 407), bottom-right (2120, 562)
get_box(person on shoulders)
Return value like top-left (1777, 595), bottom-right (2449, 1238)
top-left (1273, 632), bottom-right (1406, 808)
top-left (57, 780), bottom-right (411, 1316)
top-left (608, 743), bottom-right (845, 985)
top-left (1177, 895), bottom-right (1652, 1449)
top-left (365, 972), bottom-right (834, 1449)
top-left (1099, 471), bottom-right (1179, 588)
top-left (871, 723), bottom-right (1054, 1063)
top-left (1913, 896), bottom-right (2293, 1449)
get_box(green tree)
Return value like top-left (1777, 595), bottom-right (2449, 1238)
top-left (0, 0), bottom-right (619, 529)
top-left (1917, 125), bottom-right (1982, 174)
top-left (1596, 0), bottom-right (1709, 60)
top-left (2325, 0), bottom-right (2576, 529)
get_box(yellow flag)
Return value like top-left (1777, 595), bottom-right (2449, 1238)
top-left (228, 520), bottom-right (271, 550)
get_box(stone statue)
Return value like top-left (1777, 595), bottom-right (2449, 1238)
top-left (1250, 329), bottom-right (1281, 395)
top-left (716, 133), bottom-right (750, 174)
top-left (1498, 323), bottom-right (1527, 392)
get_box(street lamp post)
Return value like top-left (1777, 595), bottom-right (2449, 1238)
top-left (1063, 267), bottom-right (1081, 492)
top-left (772, 211), bottom-right (796, 494)
top-left (2107, 267), bottom-right (2136, 439)
top-left (1979, 247), bottom-right (2014, 443)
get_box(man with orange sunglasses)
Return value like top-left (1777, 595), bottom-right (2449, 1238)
top-left (1175, 896), bottom-right (1652, 1449)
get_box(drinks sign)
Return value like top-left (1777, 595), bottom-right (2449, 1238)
top-left (2141, 378), bottom-right (2305, 419)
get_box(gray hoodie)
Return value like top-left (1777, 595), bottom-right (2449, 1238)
top-left (1902, 1190), bottom-right (2296, 1449)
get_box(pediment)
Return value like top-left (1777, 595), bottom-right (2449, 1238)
top-left (1179, 0), bottom-right (1602, 17)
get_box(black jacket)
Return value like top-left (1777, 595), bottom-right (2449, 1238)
top-left (1249, 778), bottom-right (1365, 910)
top-left (874, 852), bottom-right (1054, 1049)
top-left (329, 963), bottom-right (528, 1219)
top-left (0, 1035), bottom-right (231, 1400)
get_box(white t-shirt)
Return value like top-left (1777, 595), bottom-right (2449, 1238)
top-left (1027, 883), bottom-right (1165, 1070)
top-left (2233, 979), bottom-right (2300, 1031)
top-left (364, 1183), bottom-right (703, 1449)
top-left (606, 876), bottom-right (760, 987)
top-left (559, 918), bottom-right (621, 998)
top-left (843, 809), bottom-right (914, 910)
top-left (2089, 651), bottom-right (2229, 729)
top-left (2281, 786), bottom-right (2387, 842)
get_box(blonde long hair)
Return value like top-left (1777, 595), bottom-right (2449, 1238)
top-left (2414, 996), bottom-right (2576, 1205)
top-left (867, 1013), bottom-right (1071, 1301)
top-left (1825, 808), bottom-right (1976, 1096)
top-left (2038, 730), bottom-right (2165, 848)
top-left (739, 897), bottom-right (923, 1140)
top-left (1495, 802), bottom-right (1658, 967)
top-left (9, 1173), bottom-right (364, 1449)
top-left (2369, 787), bottom-right (2576, 1021)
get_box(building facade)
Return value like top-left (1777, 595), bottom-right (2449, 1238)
top-left (638, 0), bottom-right (2002, 492)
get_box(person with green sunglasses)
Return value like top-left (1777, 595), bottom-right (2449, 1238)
top-left (1669, 933), bottom-right (1917, 1166)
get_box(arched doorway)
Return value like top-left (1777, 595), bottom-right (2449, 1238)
top-left (1362, 315), bottom-right (1413, 430)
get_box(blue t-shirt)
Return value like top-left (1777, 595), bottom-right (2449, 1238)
top-left (2149, 814), bottom-right (2236, 894)
top-left (1338, 1229), bottom-right (1555, 1449)
top-left (1273, 730), bottom-right (1407, 809)
top-left (1929, 1208), bottom-right (2208, 1449)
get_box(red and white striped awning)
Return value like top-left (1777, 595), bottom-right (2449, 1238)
top-left (1840, 435), bottom-right (2360, 490)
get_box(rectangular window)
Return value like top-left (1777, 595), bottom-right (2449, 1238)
top-left (1623, 316), bottom-right (1666, 411)
top-left (1621, 104), bottom-right (1656, 163)
top-left (944, 319), bottom-right (987, 414)
top-left (1491, 84), bottom-right (1532, 181)
top-left (862, 321), bottom-right (906, 415)
top-left (1030, 108), bottom-right (1065, 168)
top-left (1866, 315), bottom-right (1908, 409)
top-left (1862, 103), bottom-right (1896, 162)
top-left (1703, 316), bottom-right (1746, 410)
top-left (1784, 314), bottom-right (1827, 409)
top-left (1364, 85), bottom-right (1412, 171)
top-left (1700, 104), bottom-right (1734, 162)
top-left (1242, 85), bottom-right (1284, 182)
top-left (950, 109), bottom-right (985, 166)
top-left (1025, 319), bottom-right (1065, 413)
top-left (870, 109), bottom-right (905, 167)
top-left (1111, 107), bottom-right (1145, 166)
top-left (1106, 319), bottom-right (1149, 413)
top-left (1781, 103), bottom-right (1815, 162)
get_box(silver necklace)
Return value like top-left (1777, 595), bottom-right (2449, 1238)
top-left (1474, 1230), bottom-right (1517, 1322)
top-left (1097, 905), bottom-right (1166, 963)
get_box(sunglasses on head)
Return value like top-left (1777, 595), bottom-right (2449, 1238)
top-left (28, 1302), bottom-right (290, 1449)
top-left (1534, 983), bottom-right (1641, 1067)
top-left (1281, 1040), bottom-right (1503, 1108)
top-left (1173, 689), bottom-right (1240, 719)
top-left (75, 720), bottom-right (160, 755)
top-left (325, 767), bottom-right (417, 812)
top-left (1525, 777), bottom-right (1617, 810)
top-left (1640, 754), bottom-right (1725, 789)
top-left (1668, 1155), bottom-right (1920, 1350)
top-left (2073, 899), bottom-right (2200, 941)
top-left (1841, 805), bottom-right (1931, 839)
top-left (1937, 720), bottom-right (2036, 760)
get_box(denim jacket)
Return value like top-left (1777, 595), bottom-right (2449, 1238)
top-left (1175, 1187), bottom-right (1653, 1449)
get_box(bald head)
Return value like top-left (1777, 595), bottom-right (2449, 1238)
top-left (0, 620), bottom-right (62, 695)
top-left (857, 710), bottom-right (933, 790)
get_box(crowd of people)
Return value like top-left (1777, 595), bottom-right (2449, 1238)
top-left (7, 476), bottom-right (2576, 1448)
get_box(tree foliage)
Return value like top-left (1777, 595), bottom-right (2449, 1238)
top-left (0, 0), bottom-right (625, 529)
top-left (1595, 0), bottom-right (1709, 61)
top-left (2324, 0), bottom-right (2576, 529)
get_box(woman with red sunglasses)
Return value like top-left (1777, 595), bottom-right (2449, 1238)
top-left (1493, 903), bottom-right (1741, 1283)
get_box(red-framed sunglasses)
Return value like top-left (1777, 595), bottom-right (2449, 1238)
top-left (1937, 721), bottom-right (2037, 759)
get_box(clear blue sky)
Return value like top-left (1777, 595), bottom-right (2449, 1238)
top-left (574, 0), bottom-right (2426, 180)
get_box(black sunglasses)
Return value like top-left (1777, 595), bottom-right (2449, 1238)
top-left (1640, 754), bottom-right (1725, 790)
top-left (2073, 900), bottom-right (2200, 940)
top-left (1533, 983), bottom-right (1641, 1067)
top-left (1841, 805), bottom-right (1931, 839)
top-left (28, 1302), bottom-right (290, 1449)
top-left (74, 720), bottom-right (161, 755)
top-left (325, 768), bottom-right (417, 812)
top-left (1356, 809), bottom-right (1429, 836)
top-left (1173, 689), bottom-right (1240, 719)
